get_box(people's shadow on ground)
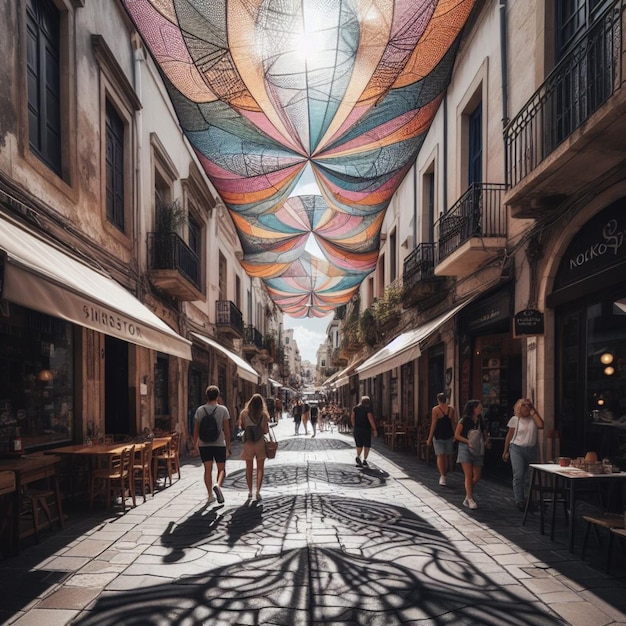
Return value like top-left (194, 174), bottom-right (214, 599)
top-left (227, 500), bottom-right (264, 547)
top-left (160, 503), bottom-right (223, 563)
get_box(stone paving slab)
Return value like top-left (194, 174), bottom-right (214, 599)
top-left (1, 417), bottom-right (626, 625)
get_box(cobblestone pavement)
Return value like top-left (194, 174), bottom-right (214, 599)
top-left (2, 418), bottom-right (626, 625)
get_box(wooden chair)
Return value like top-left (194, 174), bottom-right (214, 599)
top-left (153, 433), bottom-right (180, 488)
top-left (23, 487), bottom-right (59, 542)
top-left (133, 440), bottom-right (154, 502)
top-left (417, 417), bottom-right (433, 464)
top-left (90, 445), bottom-right (136, 511)
top-left (581, 512), bottom-right (624, 571)
top-left (390, 421), bottom-right (408, 451)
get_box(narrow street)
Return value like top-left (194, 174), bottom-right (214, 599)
top-left (2, 417), bottom-right (626, 625)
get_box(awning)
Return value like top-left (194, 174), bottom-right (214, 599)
top-left (191, 332), bottom-right (259, 384)
top-left (356, 298), bottom-right (476, 379)
top-left (0, 217), bottom-right (192, 360)
top-left (333, 356), bottom-right (368, 389)
top-left (268, 378), bottom-right (283, 388)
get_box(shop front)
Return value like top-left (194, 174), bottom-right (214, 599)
top-left (457, 286), bottom-right (522, 474)
top-left (547, 199), bottom-right (626, 461)
top-left (0, 217), bottom-right (192, 453)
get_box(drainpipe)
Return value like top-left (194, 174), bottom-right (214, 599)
top-left (443, 96), bottom-right (448, 212)
top-left (499, 0), bottom-right (509, 127)
top-left (132, 34), bottom-right (145, 286)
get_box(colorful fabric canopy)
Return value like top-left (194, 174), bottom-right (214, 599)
top-left (123, 0), bottom-right (475, 317)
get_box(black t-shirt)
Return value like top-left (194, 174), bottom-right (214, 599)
top-left (353, 404), bottom-right (372, 430)
top-left (310, 405), bottom-right (319, 421)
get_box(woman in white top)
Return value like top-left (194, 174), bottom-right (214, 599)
top-left (502, 398), bottom-right (544, 511)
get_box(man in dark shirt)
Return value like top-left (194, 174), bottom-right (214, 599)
top-left (351, 396), bottom-right (378, 467)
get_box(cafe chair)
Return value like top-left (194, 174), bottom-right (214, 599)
top-left (153, 432), bottom-right (180, 488)
top-left (22, 487), bottom-right (59, 542)
top-left (581, 512), bottom-right (624, 572)
top-left (133, 440), bottom-right (154, 502)
top-left (90, 445), bottom-right (136, 512)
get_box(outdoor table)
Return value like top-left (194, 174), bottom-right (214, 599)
top-left (0, 455), bottom-right (63, 554)
top-left (522, 463), bottom-right (626, 552)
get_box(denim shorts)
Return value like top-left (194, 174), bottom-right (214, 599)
top-left (456, 442), bottom-right (484, 466)
top-left (433, 437), bottom-right (454, 456)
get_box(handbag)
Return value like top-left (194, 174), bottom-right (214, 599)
top-left (265, 425), bottom-right (278, 459)
top-left (468, 426), bottom-right (485, 456)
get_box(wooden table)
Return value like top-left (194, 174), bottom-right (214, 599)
top-left (46, 437), bottom-right (172, 495)
top-left (522, 463), bottom-right (626, 552)
top-left (0, 455), bottom-right (63, 554)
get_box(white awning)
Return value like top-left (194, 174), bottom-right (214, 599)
top-left (0, 217), bottom-right (192, 360)
top-left (191, 332), bottom-right (259, 383)
top-left (269, 378), bottom-right (282, 388)
top-left (356, 298), bottom-right (476, 379)
top-left (332, 356), bottom-right (367, 389)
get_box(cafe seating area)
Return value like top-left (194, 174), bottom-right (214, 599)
top-left (0, 432), bottom-right (180, 556)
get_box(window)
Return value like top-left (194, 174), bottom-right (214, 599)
top-left (188, 215), bottom-right (201, 256)
top-left (390, 230), bottom-right (397, 282)
top-left (105, 100), bottom-right (125, 231)
top-left (218, 252), bottom-right (227, 301)
top-left (235, 275), bottom-right (241, 309)
top-left (468, 102), bottom-right (482, 186)
top-left (424, 169), bottom-right (435, 241)
top-left (26, 0), bottom-right (62, 175)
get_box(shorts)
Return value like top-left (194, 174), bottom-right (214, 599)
top-left (239, 438), bottom-right (267, 461)
top-left (433, 437), bottom-right (454, 456)
top-left (199, 445), bottom-right (227, 464)
top-left (354, 427), bottom-right (372, 449)
top-left (456, 442), bottom-right (483, 466)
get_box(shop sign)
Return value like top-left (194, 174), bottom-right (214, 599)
top-left (513, 309), bottom-right (544, 337)
top-left (461, 289), bottom-right (511, 333)
top-left (553, 199), bottom-right (626, 290)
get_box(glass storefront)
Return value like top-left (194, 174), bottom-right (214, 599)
top-left (0, 304), bottom-right (74, 452)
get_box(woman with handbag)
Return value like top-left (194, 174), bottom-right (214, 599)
top-left (454, 399), bottom-right (490, 510)
top-left (239, 394), bottom-right (270, 501)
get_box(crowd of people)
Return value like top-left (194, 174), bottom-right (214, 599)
top-left (192, 384), bottom-right (540, 514)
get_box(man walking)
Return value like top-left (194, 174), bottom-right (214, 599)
top-left (193, 385), bottom-right (231, 504)
top-left (351, 396), bottom-right (378, 467)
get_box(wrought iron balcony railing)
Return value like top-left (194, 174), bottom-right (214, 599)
top-left (216, 300), bottom-right (243, 336)
top-left (505, 0), bottom-right (622, 188)
top-left (148, 232), bottom-right (201, 289)
top-left (403, 242), bottom-right (437, 288)
top-left (243, 325), bottom-right (264, 349)
top-left (435, 183), bottom-right (507, 263)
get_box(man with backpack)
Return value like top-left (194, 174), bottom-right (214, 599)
top-left (193, 385), bottom-right (232, 504)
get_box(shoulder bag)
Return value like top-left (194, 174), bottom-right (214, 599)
top-left (265, 425), bottom-right (278, 459)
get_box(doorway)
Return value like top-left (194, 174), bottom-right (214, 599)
top-left (104, 335), bottom-right (130, 436)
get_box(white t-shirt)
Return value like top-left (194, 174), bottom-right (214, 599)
top-left (194, 402), bottom-right (230, 446)
top-left (507, 415), bottom-right (538, 447)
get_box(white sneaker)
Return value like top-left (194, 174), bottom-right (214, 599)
top-left (439, 475), bottom-right (446, 486)
top-left (464, 497), bottom-right (478, 510)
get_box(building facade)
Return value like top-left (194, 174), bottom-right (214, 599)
top-left (0, 0), bottom-right (281, 454)
top-left (328, 0), bottom-right (626, 468)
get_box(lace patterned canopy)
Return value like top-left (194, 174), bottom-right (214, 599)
top-left (123, 0), bottom-right (475, 317)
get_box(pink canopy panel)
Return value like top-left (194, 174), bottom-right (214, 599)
top-left (122, 0), bottom-right (475, 317)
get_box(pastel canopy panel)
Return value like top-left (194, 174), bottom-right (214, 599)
top-left (122, 0), bottom-right (475, 316)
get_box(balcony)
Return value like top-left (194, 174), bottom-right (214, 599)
top-left (434, 183), bottom-right (507, 278)
top-left (331, 347), bottom-right (348, 367)
top-left (505, 1), bottom-right (625, 217)
top-left (402, 242), bottom-right (448, 308)
top-left (242, 325), bottom-right (263, 357)
top-left (216, 301), bottom-right (243, 339)
top-left (147, 233), bottom-right (203, 301)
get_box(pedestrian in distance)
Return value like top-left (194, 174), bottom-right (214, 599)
top-left (301, 401), bottom-right (311, 435)
top-left (193, 385), bottom-right (231, 505)
top-left (239, 393), bottom-right (270, 501)
top-left (427, 392), bottom-right (457, 486)
top-left (310, 402), bottom-right (319, 438)
top-left (292, 398), bottom-right (303, 435)
top-left (351, 396), bottom-right (378, 467)
top-left (454, 399), bottom-right (490, 510)
top-left (275, 395), bottom-right (283, 419)
top-left (502, 398), bottom-right (544, 511)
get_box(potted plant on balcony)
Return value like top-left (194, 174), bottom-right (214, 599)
top-left (359, 307), bottom-right (378, 346)
top-left (373, 283), bottom-right (402, 334)
top-left (153, 200), bottom-right (188, 269)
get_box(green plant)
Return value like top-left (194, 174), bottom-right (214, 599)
top-left (358, 308), bottom-right (378, 345)
top-left (373, 283), bottom-right (402, 324)
top-left (155, 199), bottom-right (187, 234)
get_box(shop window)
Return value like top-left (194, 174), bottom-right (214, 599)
top-left (0, 305), bottom-right (73, 452)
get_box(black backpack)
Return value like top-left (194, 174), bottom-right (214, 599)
top-left (244, 420), bottom-right (263, 443)
top-left (199, 406), bottom-right (219, 442)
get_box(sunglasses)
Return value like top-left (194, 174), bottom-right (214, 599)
top-left (522, 402), bottom-right (533, 407)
